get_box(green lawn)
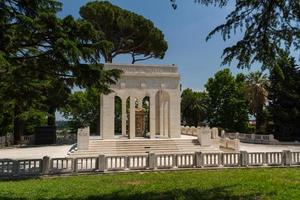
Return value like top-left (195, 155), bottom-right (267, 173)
top-left (0, 168), bottom-right (299, 200)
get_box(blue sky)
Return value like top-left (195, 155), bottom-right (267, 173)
top-left (59, 0), bottom-right (260, 91)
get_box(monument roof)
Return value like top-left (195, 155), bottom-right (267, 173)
top-left (104, 63), bottom-right (180, 78)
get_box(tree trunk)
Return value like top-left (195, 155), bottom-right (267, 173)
top-left (131, 53), bottom-right (136, 64)
top-left (13, 107), bottom-right (24, 145)
top-left (255, 106), bottom-right (264, 132)
top-left (47, 106), bottom-right (56, 127)
top-left (105, 54), bottom-right (113, 63)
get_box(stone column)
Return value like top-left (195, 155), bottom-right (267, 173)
top-left (100, 94), bottom-right (115, 139)
top-left (149, 95), bottom-right (156, 139)
top-left (164, 101), bottom-right (169, 137)
top-left (168, 90), bottom-right (181, 138)
top-left (129, 96), bottom-right (135, 139)
top-left (121, 98), bottom-right (127, 136)
top-left (159, 101), bottom-right (164, 137)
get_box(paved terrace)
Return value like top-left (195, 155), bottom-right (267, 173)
top-left (0, 139), bottom-right (300, 159)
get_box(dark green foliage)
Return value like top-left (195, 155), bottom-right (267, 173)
top-left (172, 0), bottom-right (300, 70)
top-left (268, 55), bottom-right (300, 140)
top-left (205, 69), bottom-right (249, 132)
top-left (245, 71), bottom-right (269, 133)
top-left (0, 0), bottom-right (121, 143)
top-left (60, 88), bottom-right (100, 134)
top-left (80, 1), bottom-right (168, 63)
top-left (181, 88), bottom-right (208, 126)
top-left (114, 96), bottom-right (122, 135)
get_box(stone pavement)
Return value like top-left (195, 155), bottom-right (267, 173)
top-left (0, 142), bottom-right (300, 159)
top-left (240, 142), bottom-right (300, 152)
top-left (0, 145), bottom-right (72, 159)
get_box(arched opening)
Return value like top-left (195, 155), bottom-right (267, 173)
top-left (155, 90), bottom-right (170, 137)
top-left (135, 97), bottom-right (140, 108)
top-left (143, 96), bottom-right (150, 136)
top-left (126, 97), bottom-right (130, 136)
top-left (114, 96), bottom-right (122, 136)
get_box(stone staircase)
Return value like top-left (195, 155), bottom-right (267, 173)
top-left (70, 138), bottom-right (219, 157)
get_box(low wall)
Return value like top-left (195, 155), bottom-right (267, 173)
top-left (219, 138), bottom-right (240, 151)
top-left (56, 134), bottom-right (76, 145)
top-left (224, 132), bottom-right (279, 144)
top-left (1, 133), bottom-right (77, 148)
top-left (0, 150), bottom-right (299, 178)
top-left (0, 134), bottom-right (13, 147)
top-left (181, 126), bottom-right (239, 150)
top-left (181, 126), bottom-right (218, 138)
top-left (20, 135), bottom-right (35, 145)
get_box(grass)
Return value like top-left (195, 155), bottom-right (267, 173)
top-left (0, 168), bottom-right (299, 199)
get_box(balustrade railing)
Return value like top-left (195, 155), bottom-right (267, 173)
top-left (156, 154), bottom-right (174, 169)
top-left (75, 157), bottom-right (97, 172)
top-left (224, 132), bottom-right (279, 144)
top-left (51, 158), bottom-right (73, 173)
top-left (203, 153), bottom-right (221, 167)
top-left (1, 150), bottom-right (299, 177)
top-left (177, 154), bottom-right (194, 168)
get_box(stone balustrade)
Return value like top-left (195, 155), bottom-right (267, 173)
top-left (181, 126), bottom-right (218, 138)
top-left (1, 150), bottom-right (299, 178)
top-left (223, 132), bottom-right (279, 144)
top-left (219, 138), bottom-right (240, 151)
top-left (20, 135), bottom-right (35, 145)
top-left (182, 126), bottom-right (213, 146)
top-left (181, 126), bottom-right (239, 150)
top-left (0, 134), bottom-right (13, 147)
top-left (1, 133), bottom-right (77, 148)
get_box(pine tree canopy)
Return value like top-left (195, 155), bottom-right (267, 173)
top-left (80, 1), bottom-right (168, 63)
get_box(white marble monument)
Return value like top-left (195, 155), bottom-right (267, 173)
top-left (100, 63), bottom-right (181, 139)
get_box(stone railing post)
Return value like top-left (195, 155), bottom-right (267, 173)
top-left (77, 127), bottom-right (90, 150)
top-left (211, 128), bottom-right (218, 139)
top-left (42, 156), bottom-right (50, 175)
top-left (148, 152), bottom-right (156, 170)
top-left (234, 139), bottom-right (240, 151)
top-left (172, 154), bottom-right (177, 168)
top-left (235, 132), bottom-right (240, 139)
top-left (73, 158), bottom-right (78, 172)
top-left (98, 154), bottom-right (106, 172)
top-left (198, 127), bottom-right (212, 146)
top-left (13, 160), bottom-right (19, 175)
top-left (218, 153), bottom-right (223, 167)
top-left (220, 130), bottom-right (225, 138)
top-left (124, 156), bottom-right (130, 170)
top-left (282, 150), bottom-right (292, 166)
top-left (195, 151), bottom-right (203, 167)
top-left (239, 151), bottom-right (248, 167)
top-left (262, 152), bottom-right (267, 165)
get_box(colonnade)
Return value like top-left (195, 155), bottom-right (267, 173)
top-left (100, 90), bottom-right (171, 139)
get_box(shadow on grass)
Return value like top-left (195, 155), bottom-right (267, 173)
top-left (84, 187), bottom-right (263, 200)
top-left (0, 185), bottom-right (266, 200)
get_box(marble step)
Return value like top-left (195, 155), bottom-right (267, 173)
top-left (70, 139), bottom-right (219, 157)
